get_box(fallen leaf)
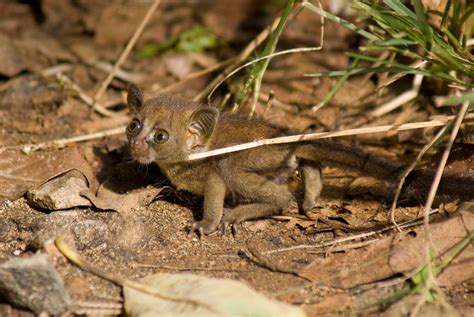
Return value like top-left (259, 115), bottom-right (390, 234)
top-left (81, 180), bottom-right (161, 213)
top-left (123, 273), bottom-right (306, 317)
top-left (0, 147), bottom-right (97, 201)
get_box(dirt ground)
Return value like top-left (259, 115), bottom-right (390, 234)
top-left (0, 1), bottom-right (473, 316)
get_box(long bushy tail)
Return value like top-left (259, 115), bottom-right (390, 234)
top-left (294, 140), bottom-right (405, 179)
top-left (294, 140), bottom-right (474, 204)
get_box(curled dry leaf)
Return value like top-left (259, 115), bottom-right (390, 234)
top-left (81, 180), bottom-right (161, 213)
top-left (0, 147), bottom-right (97, 201)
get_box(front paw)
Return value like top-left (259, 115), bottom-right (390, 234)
top-left (188, 220), bottom-right (218, 238)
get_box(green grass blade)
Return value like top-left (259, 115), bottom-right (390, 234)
top-left (383, 0), bottom-right (417, 20)
top-left (439, 92), bottom-right (474, 106)
top-left (311, 58), bottom-right (360, 111)
top-left (302, 1), bottom-right (379, 41)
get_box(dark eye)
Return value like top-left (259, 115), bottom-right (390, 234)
top-left (127, 119), bottom-right (142, 136)
top-left (153, 129), bottom-right (169, 144)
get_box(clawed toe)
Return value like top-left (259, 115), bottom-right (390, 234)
top-left (187, 221), bottom-right (216, 238)
top-left (220, 219), bottom-right (239, 236)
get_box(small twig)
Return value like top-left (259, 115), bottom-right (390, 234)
top-left (0, 126), bottom-right (126, 153)
top-left (411, 99), bottom-right (470, 315)
top-left (57, 73), bottom-right (116, 117)
top-left (308, 239), bottom-right (378, 254)
top-left (258, 91), bottom-right (298, 112)
top-left (244, 246), bottom-right (308, 280)
top-left (92, 61), bottom-right (144, 83)
top-left (422, 100), bottom-right (469, 229)
top-left (41, 64), bottom-right (73, 77)
top-left (186, 118), bottom-right (459, 161)
top-left (262, 90), bottom-right (275, 118)
top-left (389, 125), bottom-right (449, 231)
top-left (377, 60), bottom-right (427, 91)
top-left (55, 235), bottom-right (220, 314)
top-left (209, 46), bottom-right (325, 105)
top-left (92, 0), bottom-right (161, 113)
top-left (370, 68), bottom-right (425, 118)
top-left (132, 263), bottom-right (247, 272)
top-left (265, 209), bottom-right (438, 255)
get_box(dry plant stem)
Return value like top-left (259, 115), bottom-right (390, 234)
top-left (208, 47), bottom-right (324, 103)
top-left (92, 0), bottom-right (161, 112)
top-left (193, 8), bottom-right (286, 102)
top-left (186, 117), bottom-right (461, 161)
top-left (411, 99), bottom-right (470, 316)
top-left (57, 73), bottom-right (115, 117)
top-left (0, 126), bottom-right (126, 153)
top-left (349, 60), bottom-right (426, 113)
top-left (132, 263), bottom-right (246, 272)
top-left (259, 91), bottom-right (298, 112)
top-left (54, 236), bottom-right (220, 314)
top-left (266, 210), bottom-right (438, 255)
top-left (41, 64), bottom-right (73, 77)
top-left (389, 125), bottom-right (449, 231)
top-left (246, 0), bottom-right (298, 117)
top-left (244, 246), bottom-right (306, 279)
top-left (93, 61), bottom-right (144, 83)
top-left (370, 64), bottom-right (426, 118)
top-left (307, 239), bottom-right (378, 254)
top-left (422, 100), bottom-right (470, 223)
top-left (2, 115), bottom-right (472, 154)
top-left (262, 90), bottom-right (275, 118)
top-left (378, 60), bottom-right (427, 90)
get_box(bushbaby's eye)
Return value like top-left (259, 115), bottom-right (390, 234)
top-left (126, 119), bottom-right (142, 136)
top-left (153, 129), bottom-right (169, 144)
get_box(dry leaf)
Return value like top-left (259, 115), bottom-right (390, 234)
top-left (81, 180), bottom-right (161, 213)
top-left (0, 147), bottom-right (97, 201)
top-left (124, 273), bottom-right (306, 317)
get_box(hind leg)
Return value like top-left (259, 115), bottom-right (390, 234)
top-left (221, 171), bottom-right (293, 233)
top-left (301, 161), bottom-right (322, 215)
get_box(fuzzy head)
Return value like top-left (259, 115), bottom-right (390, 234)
top-left (126, 84), bottom-right (219, 164)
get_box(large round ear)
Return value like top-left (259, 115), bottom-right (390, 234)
top-left (187, 107), bottom-right (219, 149)
top-left (127, 84), bottom-right (144, 114)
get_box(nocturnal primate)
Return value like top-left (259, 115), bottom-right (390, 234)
top-left (126, 84), bottom-right (473, 235)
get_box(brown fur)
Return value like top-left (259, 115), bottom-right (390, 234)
top-left (126, 85), bottom-right (474, 235)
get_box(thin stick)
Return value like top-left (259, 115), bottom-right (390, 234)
top-left (370, 71), bottom-right (425, 118)
top-left (0, 126), bottom-right (126, 153)
top-left (411, 99), bottom-right (470, 316)
top-left (92, 0), bottom-right (161, 112)
top-left (389, 125), bottom-right (449, 231)
top-left (265, 209), bottom-right (438, 255)
top-left (3, 113), bottom-right (472, 155)
top-left (422, 100), bottom-right (469, 227)
top-left (186, 117), bottom-right (457, 161)
top-left (57, 74), bottom-right (115, 117)
top-left (243, 246), bottom-right (306, 280)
